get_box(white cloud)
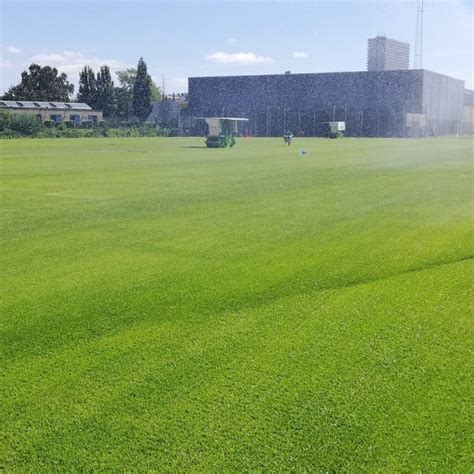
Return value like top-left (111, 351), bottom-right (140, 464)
top-left (205, 51), bottom-right (274, 65)
top-left (4, 46), bottom-right (22, 55)
top-left (292, 51), bottom-right (308, 59)
top-left (1, 49), bottom-right (131, 95)
top-left (29, 50), bottom-right (127, 76)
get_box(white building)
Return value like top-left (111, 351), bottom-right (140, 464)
top-left (0, 100), bottom-right (103, 124)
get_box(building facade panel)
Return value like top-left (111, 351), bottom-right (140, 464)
top-left (189, 70), bottom-right (452, 137)
top-left (422, 71), bottom-right (464, 135)
top-left (461, 89), bottom-right (474, 134)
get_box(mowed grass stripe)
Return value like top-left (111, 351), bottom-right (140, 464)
top-left (2, 259), bottom-right (472, 471)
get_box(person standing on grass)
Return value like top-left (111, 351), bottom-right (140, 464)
top-left (283, 131), bottom-right (294, 145)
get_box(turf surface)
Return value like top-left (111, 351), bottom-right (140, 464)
top-left (1, 137), bottom-right (473, 471)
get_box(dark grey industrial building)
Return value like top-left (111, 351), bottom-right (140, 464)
top-left (367, 36), bottom-right (410, 71)
top-left (188, 69), bottom-right (465, 137)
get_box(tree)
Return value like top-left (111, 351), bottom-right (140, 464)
top-left (132, 58), bottom-right (153, 122)
top-left (150, 80), bottom-right (161, 102)
top-left (77, 66), bottom-right (97, 108)
top-left (2, 64), bottom-right (74, 101)
top-left (96, 65), bottom-right (115, 117)
top-left (113, 87), bottom-right (131, 121)
top-left (114, 64), bottom-right (161, 121)
top-left (117, 68), bottom-right (161, 101)
top-left (116, 68), bottom-right (136, 94)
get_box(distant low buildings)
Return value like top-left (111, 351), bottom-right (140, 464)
top-left (0, 101), bottom-right (103, 124)
top-left (146, 94), bottom-right (190, 133)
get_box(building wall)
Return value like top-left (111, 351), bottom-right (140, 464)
top-left (422, 71), bottom-right (465, 135)
top-left (5, 107), bottom-right (103, 123)
top-left (189, 70), bottom-right (463, 137)
top-left (461, 89), bottom-right (474, 134)
top-left (190, 70), bottom-right (425, 137)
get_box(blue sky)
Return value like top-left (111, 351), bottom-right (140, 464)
top-left (1, 0), bottom-right (472, 95)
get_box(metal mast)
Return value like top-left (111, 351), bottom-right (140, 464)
top-left (414, 0), bottom-right (424, 69)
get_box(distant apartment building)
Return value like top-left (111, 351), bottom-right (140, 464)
top-left (367, 36), bottom-right (410, 71)
top-left (0, 101), bottom-right (103, 124)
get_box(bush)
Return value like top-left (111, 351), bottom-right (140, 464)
top-left (0, 110), bottom-right (12, 130)
top-left (8, 114), bottom-right (42, 136)
top-left (0, 111), bottom-right (177, 139)
top-left (36, 128), bottom-right (61, 138)
top-left (136, 124), bottom-right (157, 137)
top-left (0, 129), bottom-right (23, 139)
top-left (108, 127), bottom-right (139, 137)
top-left (157, 128), bottom-right (170, 137)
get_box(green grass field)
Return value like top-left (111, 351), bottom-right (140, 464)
top-left (1, 137), bottom-right (473, 471)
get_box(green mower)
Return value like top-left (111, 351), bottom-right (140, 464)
top-left (206, 134), bottom-right (236, 148)
top-left (195, 117), bottom-right (249, 148)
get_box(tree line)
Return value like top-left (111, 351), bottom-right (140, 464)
top-left (1, 57), bottom-right (159, 122)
